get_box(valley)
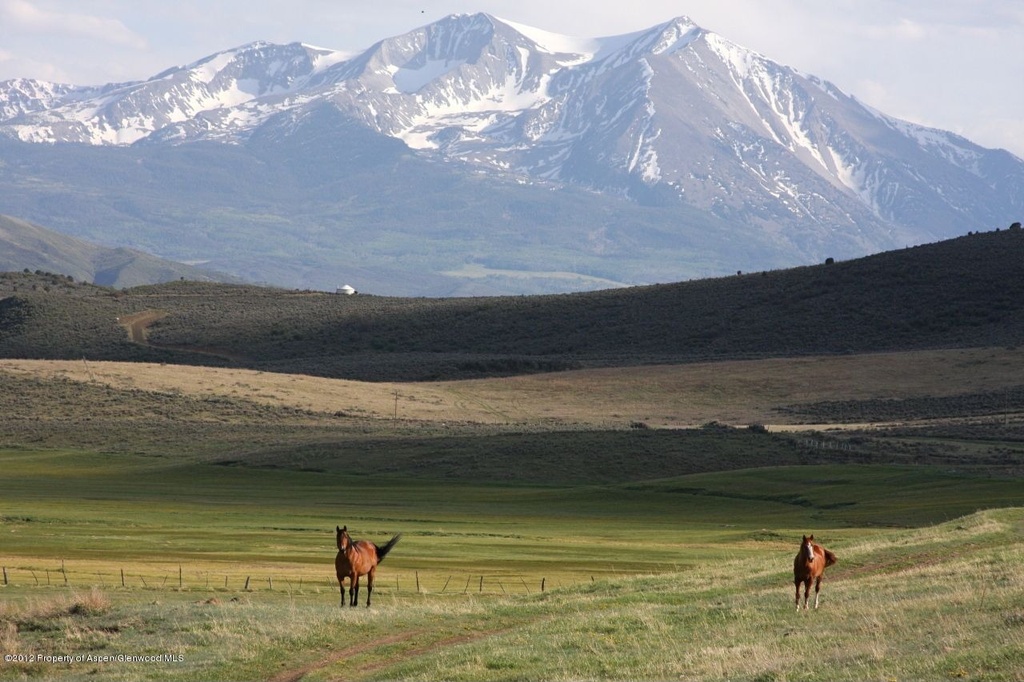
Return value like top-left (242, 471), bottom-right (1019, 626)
top-left (0, 5), bottom-right (1021, 674)
top-left (1, 231), bottom-right (1023, 679)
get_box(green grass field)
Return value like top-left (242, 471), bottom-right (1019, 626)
top-left (2, 445), bottom-right (1023, 681)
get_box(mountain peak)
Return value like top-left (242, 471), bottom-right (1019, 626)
top-left (648, 16), bottom-right (703, 54)
top-left (0, 12), bottom-right (1021, 298)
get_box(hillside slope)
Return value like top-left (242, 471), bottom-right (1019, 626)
top-left (1, 228), bottom-right (1022, 380)
top-left (0, 214), bottom-right (240, 287)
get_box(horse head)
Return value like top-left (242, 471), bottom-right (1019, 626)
top-left (802, 535), bottom-right (816, 561)
top-left (337, 525), bottom-right (351, 551)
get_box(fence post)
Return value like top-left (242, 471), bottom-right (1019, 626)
top-left (441, 576), bottom-right (452, 593)
top-left (541, 578), bottom-right (545, 592)
top-left (121, 569), bottom-right (125, 588)
top-left (415, 571), bottom-right (420, 593)
top-left (244, 576), bottom-right (251, 591)
top-left (3, 567), bottom-right (7, 585)
top-left (179, 565), bottom-right (183, 589)
top-left (479, 576), bottom-right (483, 593)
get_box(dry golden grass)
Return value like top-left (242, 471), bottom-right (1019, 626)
top-left (1, 346), bottom-right (1021, 428)
top-left (0, 587), bottom-right (110, 625)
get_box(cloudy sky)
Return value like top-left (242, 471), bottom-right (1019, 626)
top-left (1, 0), bottom-right (1022, 157)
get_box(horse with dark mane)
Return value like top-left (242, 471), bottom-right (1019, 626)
top-left (335, 525), bottom-right (402, 607)
top-left (793, 534), bottom-right (837, 610)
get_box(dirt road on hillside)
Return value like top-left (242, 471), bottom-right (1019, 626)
top-left (117, 309), bottom-right (248, 362)
top-left (117, 310), bottom-right (167, 343)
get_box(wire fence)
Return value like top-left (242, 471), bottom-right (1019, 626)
top-left (0, 562), bottom-right (570, 596)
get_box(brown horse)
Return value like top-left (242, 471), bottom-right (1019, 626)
top-left (335, 525), bottom-right (402, 607)
top-left (793, 534), bottom-right (837, 610)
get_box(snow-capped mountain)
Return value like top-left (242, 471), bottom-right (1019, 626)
top-left (0, 13), bottom-right (1021, 295)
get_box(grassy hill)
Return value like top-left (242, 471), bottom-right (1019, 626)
top-left (1, 227), bottom-right (1022, 381)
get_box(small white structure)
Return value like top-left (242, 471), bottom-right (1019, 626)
top-left (336, 284), bottom-right (357, 295)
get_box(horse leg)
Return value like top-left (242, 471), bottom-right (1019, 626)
top-left (366, 567), bottom-right (376, 608)
top-left (801, 578), bottom-right (811, 610)
top-left (813, 576), bottom-right (822, 609)
top-left (794, 580), bottom-right (801, 611)
top-left (338, 576), bottom-right (346, 608)
top-left (350, 575), bottom-right (360, 607)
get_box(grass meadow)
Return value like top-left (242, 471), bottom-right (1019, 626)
top-left (2, 444), bottom-right (1023, 681)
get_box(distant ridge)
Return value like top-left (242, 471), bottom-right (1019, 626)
top-left (1, 227), bottom-right (1021, 381)
top-left (0, 214), bottom-right (242, 288)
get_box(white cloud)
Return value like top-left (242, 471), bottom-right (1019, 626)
top-left (0, 43), bottom-right (66, 82)
top-left (861, 18), bottom-right (929, 41)
top-left (0, 0), bottom-right (147, 48)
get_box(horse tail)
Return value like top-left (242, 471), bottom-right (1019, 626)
top-left (823, 549), bottom-right (838, 567)
top-left (375, 533), bottom-right (403, 562)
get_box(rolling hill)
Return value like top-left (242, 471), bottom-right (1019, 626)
top-left (1, 226), bottom-right (1022, 381)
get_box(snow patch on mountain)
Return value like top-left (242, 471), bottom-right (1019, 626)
top-left (392, 58), bottom-right (467, 93)
top-left (493, 16), bottom-right (650, 66)
top-left (307, 46), bottom-right (355, 74)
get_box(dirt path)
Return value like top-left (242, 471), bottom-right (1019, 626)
top-left (117, 309), bottom-right (249, 362)
top-left (117, 310), bottom-right (167, 343)
top-left (268, 630), bottom-right (425, 682)
top-left (270, 626), bottom-right (510, 682)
